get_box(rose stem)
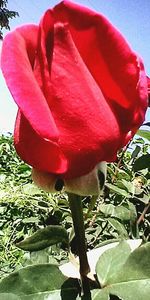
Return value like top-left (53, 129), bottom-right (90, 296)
top-left (68, 193), bottom-right (91, 295)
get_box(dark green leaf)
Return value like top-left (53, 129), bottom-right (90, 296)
top-left (133, 154), bottom-right (150, 171)
top-left (131, 145), bottom-right (141, 159)
top-left (16, 225), bottom-right (68, 251)
top-left (0, 264), bottom-right (79, 299)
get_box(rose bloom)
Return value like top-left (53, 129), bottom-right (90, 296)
top-left (1, 1), bottom-right (148, 195)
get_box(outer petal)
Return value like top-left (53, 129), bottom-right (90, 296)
top-left (53, 0), bottom-right (148, 138)
top-left (1, 24), bottom-right (67, 174)
top-left (1, 24), bottom-right (59, 142)
top-left (15, 110), bottom-right (67, 173)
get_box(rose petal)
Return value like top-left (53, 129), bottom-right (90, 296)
top-left (1, 24), bottom-right (59, 142)
top-left (54, 0), bottom-right (148, 133)
top-left (15, 110), bottom-right (67, 174)
top-left (49, 23), bottom-right (120, 178)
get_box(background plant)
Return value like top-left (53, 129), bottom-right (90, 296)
top-left (0, 0), bottom-right (19, 39)
top-left (0, 129), bottom-right (149, 281)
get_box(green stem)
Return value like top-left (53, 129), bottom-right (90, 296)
top-left (68, 193), bottom-right (91, 294)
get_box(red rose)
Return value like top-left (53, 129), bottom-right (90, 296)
top-left (1, 1), bottom-right (148, 194)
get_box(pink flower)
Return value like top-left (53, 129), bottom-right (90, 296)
top-left (1, 1), bottom-right (148, 194)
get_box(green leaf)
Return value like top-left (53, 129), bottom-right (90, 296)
top-left (0, 206), bottom-right (7, 214)
top-left (21, 290), bottom-right (80, 300)
top-left (106, 183), bottom-right (129, 197)
top-left (0, 264), bottom-right (65, 294)
top-left (137, 129), bottom-right (150, 141)
top-left (24, 249), bottom-right (54, 265)
top-left (115, 169), bottom-right (130, 181)
top-left (139, 194), bottom-right (149, 204)
top-left (99, 203), bottom-right (115, 216)
top-left (131, 145), bottom-right (141, 159)
top-left (0, 264), bottom-right (79, 299)
top-left (92, 280), bottom-right (150, 300)
top-left (100, 204), bottom-right (132, 221)
top-left (0, 294), bottom-right (20, 300)
top-left (111, 242), bottom-right (150, 284)
top-left (96, 241), bottom-right (131, 287)
top-left (109, 280), bottom-right (150, 300)
top-left (16, 225), bottom-right (68, 252)
top-left (110, 245), bottom-right (150, 296)
top-left (95, 242), bottom-right (150, 300)
top-left (127, 202), bottom-right (137, 221)
top-left (23, 217), bottom-right (39, 224)
top-left (108, 218), bottom-right (128, 238)
top-left (118, 179), bottom-right (134, 194)
top-left (133, 154), bottom-right (150, 171)
top-left (133, 137), bottom-right (145, 144)
top-left (91, 289), bottom-right (109, 300)
top-left (107, 166), bottom-right (130, 182)
top-left (114, 206), bottom-right (131, 221)
top-left (22, 183), bottom-right (42, 195)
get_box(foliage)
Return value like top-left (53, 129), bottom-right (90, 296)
top-left (0, 241), bottom-right (149, 299)
top-left (0, 131), bottom-right (150, 299)
top-left (93, 241), bottom-right (150, 300)
top-left (0, 0), bottom-right (19, 39)
top-left (0, 134), bottom-right (70, 276)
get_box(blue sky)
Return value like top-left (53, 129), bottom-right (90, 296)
top-left (0, 0), bottom-right (150, 133)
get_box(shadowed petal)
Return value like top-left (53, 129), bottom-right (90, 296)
top-left (1, 24), bottom-right (59, 142)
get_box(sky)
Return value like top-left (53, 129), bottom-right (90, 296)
top-left (0, 0), bottom-right (150, 133)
